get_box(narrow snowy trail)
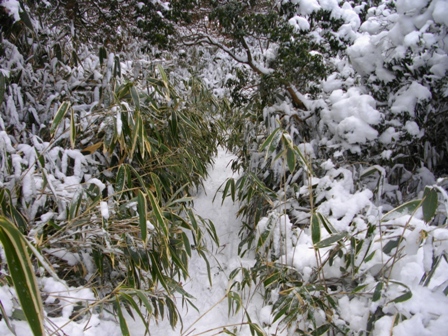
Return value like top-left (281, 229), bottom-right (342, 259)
top-left (128, 148), bottom-right (251, 335)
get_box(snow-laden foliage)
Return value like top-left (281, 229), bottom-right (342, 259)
top-left (209, 0), bottom-right (448, 335)
top-left (1, 0), bottom-right (448, 335)
top-left (0, 1), bottom-right (224, 334)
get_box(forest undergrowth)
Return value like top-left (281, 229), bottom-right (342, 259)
top-left (1, 0), bottom-right (448, 335)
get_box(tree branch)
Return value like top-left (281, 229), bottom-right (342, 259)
top-left (182, 32), bottom-right (308, 111)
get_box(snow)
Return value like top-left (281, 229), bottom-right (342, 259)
top-left (127, 148), bottom-right (255, 335)
top-left (1, 0), bottom-right (21, 22)
top-left (289, 15), bottom-right (310, 32)
top-left (433, 0), bottom-right (448, 26)
top-left (391, 82), bottom-right (432, 116)
top-left (100, 201), bottom-right (109, 219)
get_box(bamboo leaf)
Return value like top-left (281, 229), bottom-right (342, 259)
top-left (149, 252), bottom-right (170, 293)
top-left (170, 110), bottom-right (178, 138)
top-left (259, 128), bottom-right (281, 152)
top-left (99, 47), bottom-right (107, 67)
top-left (137, 191), bottom-right (148, 244)
top-left (311, 213), bottom-right (321, 245)
top-left (317, 212), bottom-right (336, 234)
top-left (352, 284), bottom-right (368, 293)
top-left (0, 72), bottom-right (5, 107)
top-left (205, 219), bottom-right (220, 246)
top-left (130, 85), bottom-right (140, 111)
top-left (313, 324), bottom-right (330, 336)
top-left (0, 217), bottom-right (44, 336)
top-left (114, 298), bottom-right (130, 336)
top-left (248, 322), bottom-right (265, 336)
top-left (315, 232), bottom-right (347, 249)
top-left (70, 107), bottom-right (76, 149)
top-left (50, 101), bottom-right (70, 135)
top-left (181, 232), bottom-right (191, 257)
top-left (134, 290), bottom-right (153, 315)
top-left (286, 147), bottom-right (295, 172)
top-left (197, 249), bottom-right (212, 286)
top-left (116, 165), bottom-right (127, 193)
top-left (422, 187), bottom-right (438, 223)
top-left (148, 191), bottom-right (168, 237)
top-left (118, 293), bottom-right (149, 335)
top-left (130, 116), bottom-right (142, 158)
top-left (389, 290), bottom-right (412, 304)
top-left (382, 238), bottom-right (399, 254)
top-left (373, 281), bottom-right (383, 302)
top-left (263, 271), bottom-right (281, 288)
top-left (257, 226), bottom-right (272, 251)
top-left (382, 200), bottom-right (422, 221)
top-left (114, 55), bottom-right (121, 78)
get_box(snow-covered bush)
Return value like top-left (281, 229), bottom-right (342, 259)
top-left (215, 0), bottom-right (448, 334)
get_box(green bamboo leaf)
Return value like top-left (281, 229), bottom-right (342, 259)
top-left (311, 213), bottom-right (321, 245)
top-left (313, 324), bottom-right (330, 336)
top-left (259, 128), bottom-right (281, 152)
top-left (0, 217), bottom-right (44, 336)
top-left (389, 290), bottom-right (412, 304)
top-left (364, 251), bottom-right (376, 263)
top-left (165, 296), bottom-right (179, 328)
top-left (382, 238), bottom-right (399, 254)
top-left (181, 232), bottom-right (192, 257)
top-left (118, 293), bottom-right (149, 335)
top-left (203, 218), bottom-right (219, 246)
top-left (114, 55), bottom-right (121, 78)
top-left (114, 298), bottom-right (130, 336)
top-left (317, 212), bottom-right (336, 234)
top-left (352, 284), bottom-right (368, 293)
top-left (257, 227), bottom-right (272, 251)
top-left (0, 72), bottom-right (5, 107)
top-left (382, 199), bottom-right (422, 221)
top-left (248, 322), bottom-right (265, 336)
top-left (170, 110), bottom-right (178, 138)
top-left (422, 187), bottom-right (438, 223)
top-left (137, 191), bottom-right (147, 243)
top-left (227, 291), bottom-right (242, 316)
top-left (149, 172), bottom-right (164, 201)
top-left (218, 178), bottom-right (235, 205)
top-left (70, 107), bottom-right (76, 149)
top-left (263, 271), bottom-right (280, 288)
top-left (197, 249), bottom-right (212, 286)
top-left (148, 191), bottom-right (168, 237)
top-left (286, 147), bottom-right (295, 172)
top-left (50, 101), bottom-right (70, 135)
top-left (130, 85), bottom-right (140, 111)
top-left (10, 202), bottom-right (28, 233)
top-left (373, 281), bottom-right (383, 302)
top-left (134, 290), bottom-right (153, 315)
top-left (315, 232), bottom-right (347, 249)
top-left (149, 252), bottom-right (170, 293)
top-left (138, 116), bottom-right (146, 159)
top-left (157, 65), bottom-right (170, 91)
top-left (169, 245), bottom-right (189, 278)
top-left (116, 165), bottom-right (127, 193)
top-left (18, 2), bottom-right (34, 31)
top-left (99, 47), bottom-right (107, 67)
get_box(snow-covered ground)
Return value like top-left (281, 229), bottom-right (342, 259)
top-left (127, 148), bottom-right (256, 335)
